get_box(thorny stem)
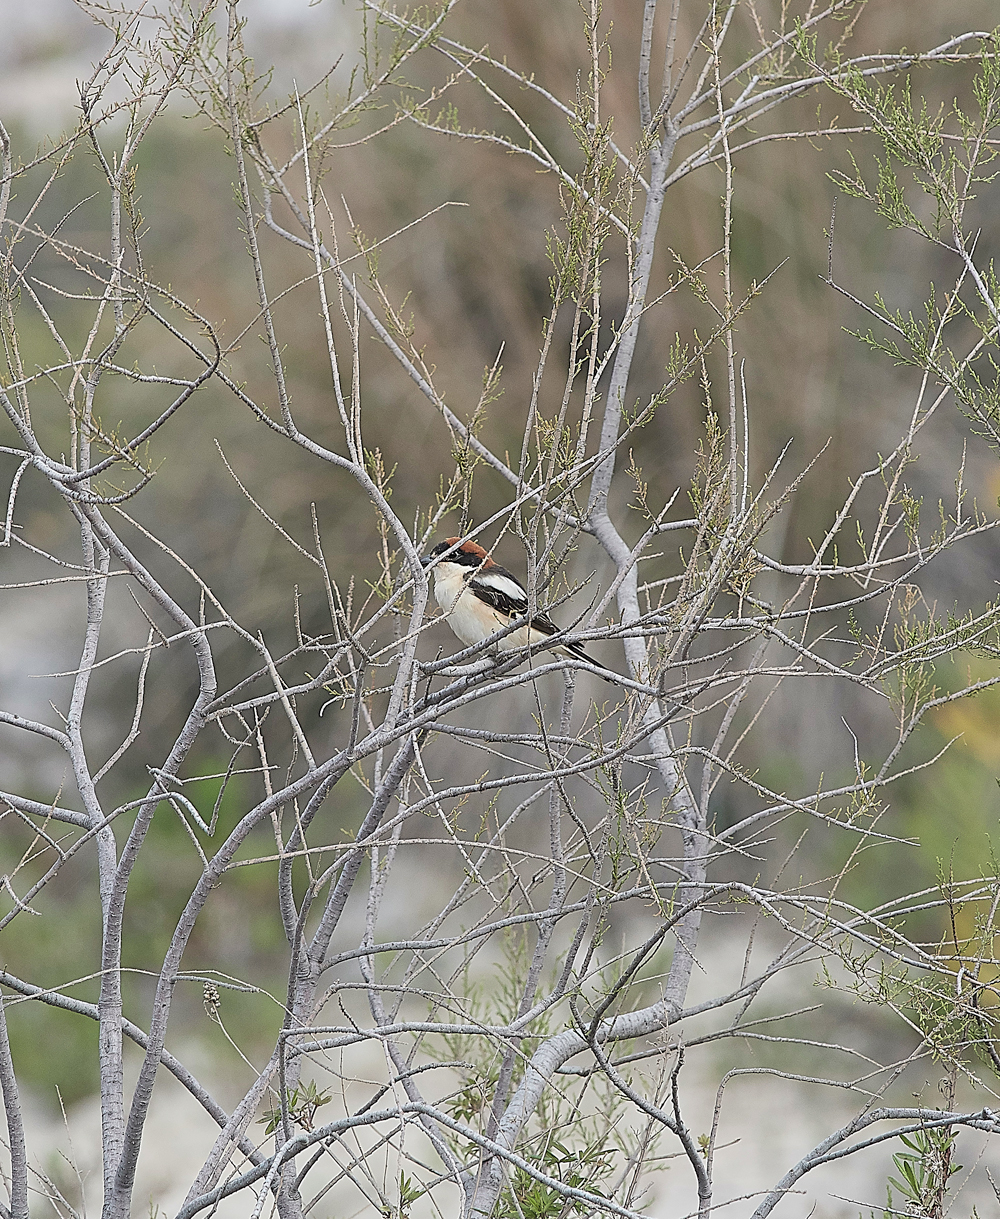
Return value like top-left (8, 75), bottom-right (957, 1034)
top-left (0, 997), bottom-right (27, 1219)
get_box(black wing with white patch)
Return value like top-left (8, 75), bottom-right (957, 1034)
top-left (467, 566), bottom-right (531, 618)
top-left (469, 567), bottom-right (570, 640)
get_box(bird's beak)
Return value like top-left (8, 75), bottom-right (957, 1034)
top-left (420, 553), bottom-right (433, 568)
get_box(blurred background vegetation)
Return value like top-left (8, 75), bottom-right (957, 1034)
top-left (2, 0), bottom-right (999, 1111)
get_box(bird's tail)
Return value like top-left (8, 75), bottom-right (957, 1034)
top-left (560, 641), bottom-right (623, 686)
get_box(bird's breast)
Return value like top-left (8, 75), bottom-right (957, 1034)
top-left (432, 569), bottom-right (517, 649)
top-left (432, 567), bottom-right (469, 615)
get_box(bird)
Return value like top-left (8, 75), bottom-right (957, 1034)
top-left (420, 537), bottom-right (619, 683)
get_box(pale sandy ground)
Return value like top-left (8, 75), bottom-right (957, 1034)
top-left (15, 1071), bottom-right (1000, 1219)
top-left (13, 932), bottom-right (1000, 1219)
